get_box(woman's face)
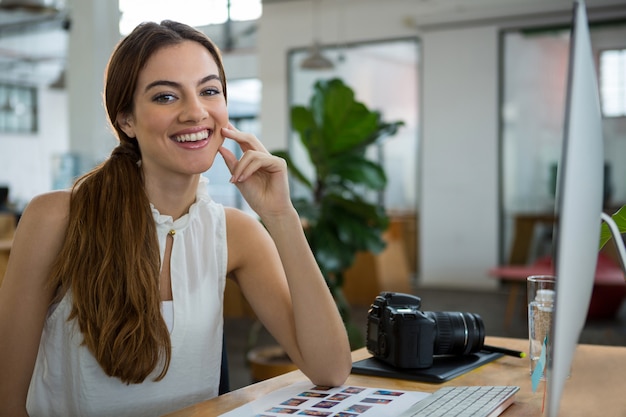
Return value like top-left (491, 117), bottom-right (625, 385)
top-left (118, 40), bottom-right (228, 179)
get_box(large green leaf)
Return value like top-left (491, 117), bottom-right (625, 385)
top-left (329, 155), bottom-right (387, 190)
top-left (367, 118), bottom-right (405, 145)
top-left (291, 105), bottom-right (330, 166)
top-left (600, 205), bottom-right (626, 249)
top-left (321, 197), bottom-right (388, 254)
top-left (308, 199), bottom-right (388, 274)
top-left (290, 105), bottom-right (315, 136)
top-left (308, 224), bottom-right (356, 273)
top-left (325, 193), bottom-right (389, 227)
top-left (292, 197), bottom-right (318, 221)
top-left (273, 150), bottom-right (313, 190)
top-left (331, 215), bottom-right (388, 254)
top-left (308, 79), bottom-right (389, 155)
top-left (325, 111), bottom-right (379, 155)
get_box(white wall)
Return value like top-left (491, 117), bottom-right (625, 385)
top-left (66, 0), bottom-right (122, 171)
top-left (420, 26), bottom-right (499, 287)
top-left (0, 88), bottom-right (68, 209)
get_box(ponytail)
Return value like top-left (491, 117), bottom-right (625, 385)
top-left (49, 140), bottom-right (172, 383)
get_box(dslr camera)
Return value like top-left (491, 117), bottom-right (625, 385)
top-left (366, 292), bottom-right (485, 369)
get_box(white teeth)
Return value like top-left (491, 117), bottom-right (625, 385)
top-left (174, 130), bottom-right (209, 142)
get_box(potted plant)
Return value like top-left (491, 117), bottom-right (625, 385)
top-left (273, 78), bottom-right (404, 348)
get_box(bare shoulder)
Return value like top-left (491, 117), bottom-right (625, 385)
top-left (223, 207), bottom-right (268, 247)
top-left (23, 190), bottom-right (70, 219)
top-left (224, 207), bottom-right (265, 232)
top-left (1, 190), bottom-right (71, 301)
top-left (13, 190), bottom-right (71, 249)
top-left (224, 207), bottom-right (275, 272)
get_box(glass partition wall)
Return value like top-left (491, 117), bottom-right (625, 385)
top-left (288, 38), bottom-right (420, 212)
top-left (287, 37), bottom-right (421, 276)
top-left (500, 21), bottom-right (626, 266)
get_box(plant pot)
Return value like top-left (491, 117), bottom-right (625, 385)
top-left (246, 345), bottom-right (297, 382)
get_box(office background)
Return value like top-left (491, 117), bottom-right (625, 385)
top-left (0, 0), bottom-right (625, 290)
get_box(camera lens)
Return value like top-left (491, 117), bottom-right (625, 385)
top-left (424, 312), bottom-right (485, 356)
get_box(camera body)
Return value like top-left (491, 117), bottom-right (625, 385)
top-left (366, 292), bottom-right (435, 369)
top-left (366, 292), bottom-right (485, 369)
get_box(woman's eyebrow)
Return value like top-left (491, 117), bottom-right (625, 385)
top-left (144, 74), bottom-right (222, 93)
top-left (199, 74), bottom-right (221, 85)
top-left (144, 80), bottom-right (178, 92)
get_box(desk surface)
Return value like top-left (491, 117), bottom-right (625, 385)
top-left (164, 336), bottom-right (626, 417)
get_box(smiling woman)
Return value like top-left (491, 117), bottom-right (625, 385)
top-left (0, 19), bottom-right (351, 417)
top-left (118, 0), bottom-right (262, 35)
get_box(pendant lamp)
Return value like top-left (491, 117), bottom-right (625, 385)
top-left (300, 0), bottom-right (333, 70)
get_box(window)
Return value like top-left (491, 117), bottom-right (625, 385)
top-left (600, 48), bottom-right (626, 117)
top-left (0, 84), bottom-right (37, 133)
top-left (119, 0), bottom-right (262, 35)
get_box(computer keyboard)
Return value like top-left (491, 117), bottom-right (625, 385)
top-left (398, 385), bottom-right (520, 417)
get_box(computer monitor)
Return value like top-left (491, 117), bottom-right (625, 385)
top-left (546, 1), bottom-right (604, 415)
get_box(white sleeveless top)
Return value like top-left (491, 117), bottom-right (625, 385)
top-left (26, 178), bottom-right (228, 417)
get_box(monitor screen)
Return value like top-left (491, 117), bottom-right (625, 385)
top-left (546, 1), bottom-right (604, 415)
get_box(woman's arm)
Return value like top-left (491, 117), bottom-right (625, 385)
top-left (219, 124), bottom-right (351, 387)
top-left (0, 191), bottom-right (69, 416)
top-left (226, 208), bottom-right (352, 387)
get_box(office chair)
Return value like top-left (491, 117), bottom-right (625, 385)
top-left (219, 334), bottom-right (230, 395)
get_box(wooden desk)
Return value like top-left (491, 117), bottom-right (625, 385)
top-left (163, 337), bottom-right (626, 417)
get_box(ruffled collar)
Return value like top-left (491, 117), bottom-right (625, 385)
top-left (150, 176), bottom-right (211, 231)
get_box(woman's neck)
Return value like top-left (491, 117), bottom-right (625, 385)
top-left (144, 174), bottom-right (200, 220)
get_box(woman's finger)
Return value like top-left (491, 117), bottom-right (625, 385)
top-left (218, 146), bottom-right (237, 174)
top-left (229, 150), bottom-right (276, 183)
top-left (221, 125), bottom-right (267, 153)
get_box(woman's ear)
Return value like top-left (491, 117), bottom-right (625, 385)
top-left (117, 114), bottom-right (136, 138)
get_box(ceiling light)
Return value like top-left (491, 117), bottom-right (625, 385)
top-left (301, 42), bottom-right (334, 70)
top-left (300, 0), bottom-right (334, 71)
top-left (0, 0), bottom-right (62, 12)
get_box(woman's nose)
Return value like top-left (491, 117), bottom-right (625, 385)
top-left (179, 96), bottom-right (208, 122)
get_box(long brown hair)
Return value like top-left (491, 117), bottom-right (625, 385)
top-left (48, 21), bottom-right (227, 384)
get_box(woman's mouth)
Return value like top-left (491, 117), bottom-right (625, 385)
top-left (173, 130), bottom-right (210, 142)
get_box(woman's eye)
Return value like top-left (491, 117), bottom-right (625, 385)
top-left (153, 93), bottom-right (176, 103)
top-left (201, 87), bottom-right (221, 97)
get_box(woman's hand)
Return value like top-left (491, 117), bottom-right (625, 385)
top-left (220, 122), bottom-right (352, 387)
top-left (218, 123), bottom-right (293, 218)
